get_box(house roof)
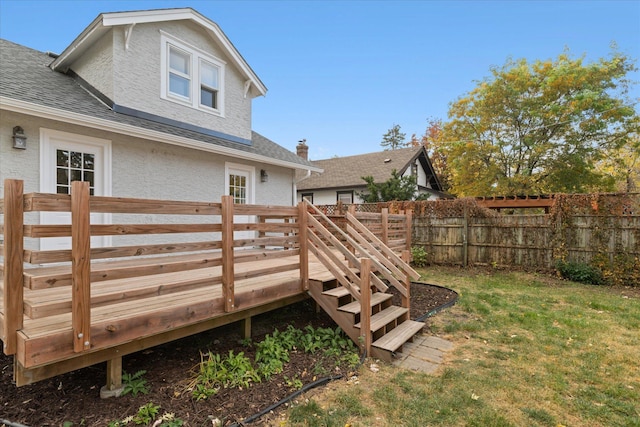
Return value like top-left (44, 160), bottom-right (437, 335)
top-left (0, 38), bottom-right (320, 172)
top-left (51, 8), bottom-right (267, 97)
top-left (297, 146), bottom-right (441, 191)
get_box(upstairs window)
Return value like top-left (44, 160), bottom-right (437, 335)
top-left (169, 46), bottom-right (191, 99)
top-left (161, 33), bottom-right (225, 116)
top-left (199, 59), bottom-right (219, 110)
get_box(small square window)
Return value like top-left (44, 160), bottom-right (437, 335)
top-left (337, 191), bottom-right (353, 204)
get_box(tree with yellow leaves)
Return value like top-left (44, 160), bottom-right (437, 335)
top-left (441, 50), bottom-right (639, 196)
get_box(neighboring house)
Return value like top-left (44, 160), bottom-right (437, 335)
top-left (296, 144), bottom-right (446, 204)
top-left (0, 8), bottom-right (320, 250)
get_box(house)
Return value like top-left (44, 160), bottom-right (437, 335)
top-left (295, 143), bottom-right (445, 204)
top-left (0, 7), bottom-right (321, 250)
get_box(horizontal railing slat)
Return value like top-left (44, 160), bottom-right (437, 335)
top-left (24, 223), bottom-right (223, 238)
top-left (24, 241), bottom-right (224, 264)
top-left (24, 193), bottom-right (222, 215)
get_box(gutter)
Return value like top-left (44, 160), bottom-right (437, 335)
top-left (1, 97), bottom-right (323, 173)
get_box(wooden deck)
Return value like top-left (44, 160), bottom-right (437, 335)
top-left (0, 250), bottom-right (334, 385)
top-left (1, 179), bottom-right (417, 388)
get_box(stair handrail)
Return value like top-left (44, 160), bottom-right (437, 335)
top-left (346, 212), bottom-right (420, 282)
top-left (305, 201), bottom-right (402, 291)
top-left (305, 210), bottom-right (388, 293)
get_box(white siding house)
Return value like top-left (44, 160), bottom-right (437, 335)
top-left (0, 8), bottom-right (320, 249)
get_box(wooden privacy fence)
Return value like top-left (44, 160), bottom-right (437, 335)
top-left (413, 214), bottom-right (640, 270)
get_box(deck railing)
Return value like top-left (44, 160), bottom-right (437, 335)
top-left (0, 178), bottom-right (416, 379)
top-left (1, 179), bottom-right (304, 359)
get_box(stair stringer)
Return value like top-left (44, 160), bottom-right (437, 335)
top-left (308, 279), bottom-right (361, 344)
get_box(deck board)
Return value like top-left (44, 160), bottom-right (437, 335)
top-left (15, 251), bottom-right (335, 368)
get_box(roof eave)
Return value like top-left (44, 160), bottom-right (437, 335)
top-left (1, 96), bottom-right (319, 172)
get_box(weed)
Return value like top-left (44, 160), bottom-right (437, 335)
top-left (133, 403), bottom-right (160, 425)
top-left (121, 370), bottom-right (149, 397)
top-left (108, 403), bottom-right (183, 426)
top-left (283, 375), bottom-right (303, 389)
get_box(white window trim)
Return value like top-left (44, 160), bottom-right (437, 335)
top-left (40, 128), bottom-right (113, 248)
top-left (224, 162), bottom-right (255, 204)
top-left (160, 32), bottom-right (226, 117)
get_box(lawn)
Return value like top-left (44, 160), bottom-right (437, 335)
top-left (279, 267), bottom-right (640, 427)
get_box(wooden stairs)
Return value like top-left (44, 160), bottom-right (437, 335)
top-left (304, 203), bottom-right (424, 362)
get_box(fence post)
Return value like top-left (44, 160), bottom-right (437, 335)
top-left (298, 202), bottom-right (309, 291)
top-left (463, 204), bottom-right (469, 267)
top-left (3, 179), bottom-right (24, 355)
top-left (221, 195), bottom-right (235, 312)
top-left (71, 181), bottom-right (91, 352)
top-left (360, 258), bottom-right (372, 357)
top-left (405, 209), bottom-right (413, 253)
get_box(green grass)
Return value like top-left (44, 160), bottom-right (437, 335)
top-left (282, 267), bottom-right (640, 427)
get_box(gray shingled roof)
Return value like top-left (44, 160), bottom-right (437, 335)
top-left (297, 146), bottom-right (428, 190)
top-left (0, 39), bottom-right (315, 169)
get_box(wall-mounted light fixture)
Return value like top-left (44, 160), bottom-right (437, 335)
top-left (260, 169), bottom-right (268, 183)
top-left (12, 126), bottom-right (27, 149)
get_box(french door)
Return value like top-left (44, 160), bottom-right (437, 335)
top-left (40, 129), bottom-right (111, 250)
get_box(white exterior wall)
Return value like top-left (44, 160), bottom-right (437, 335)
top-left (110, 21), bottom-right (252, 140)
top-left (0, 113), bottom-right (294, 247)
top-left (297, 188), bottom-right (365, 205)
top-left (71, 31), bottom-right (114, 100)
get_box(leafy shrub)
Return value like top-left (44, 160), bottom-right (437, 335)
top-left (190, 325), bottom-right (359, 400)
top-left (556, 260), bottom-right (605, 285)
top-left (411, 246), bottom-right (428, 268)
top-left (121, 370), bottom-right (149, 396)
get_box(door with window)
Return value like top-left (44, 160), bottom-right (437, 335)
top-left (225, 163), bottom-right (255, 243)
top-left (40, 129), bottom-right (111, 250)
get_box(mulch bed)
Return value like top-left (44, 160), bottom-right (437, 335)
top-left (0, 282), bottom-right (457, 426)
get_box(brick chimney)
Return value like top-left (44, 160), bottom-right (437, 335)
top-left (296, 139), bottom-right (308, 160)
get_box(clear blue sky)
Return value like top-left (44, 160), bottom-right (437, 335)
top-left (1, 0), bottom-right (639, 160)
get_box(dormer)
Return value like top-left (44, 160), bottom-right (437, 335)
top-left (50, 8), bottom-right (266, 144)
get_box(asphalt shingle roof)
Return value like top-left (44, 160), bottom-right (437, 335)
top-left (297, 146), bottom-right (424, 190)
top-left (0, 39), bottom-right (315, 169)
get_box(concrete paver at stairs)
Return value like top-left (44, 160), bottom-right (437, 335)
top-left (392, 334), bottom-right (453, 374)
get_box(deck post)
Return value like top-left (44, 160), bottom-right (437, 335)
top-left (221, 195), bottom-right (235, 312)
top-left (298, 202), bottom-right (309, 290)
top-left (360, 258), bottom-right (372, 357)
top-left (3, 179), bottom-right (24, 355)
top-left (71, 181), bottom-right (91, 353)
top-left (240, 317), bottom-right (251, 340)
top-left (401, 250), bottom-right (411, 310)
top-left (381, 208), bottom-right (389, 246)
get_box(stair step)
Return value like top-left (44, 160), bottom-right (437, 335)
top-left (322, 286), bottom-right (352, 298)
top-left (372, 320), bottom-right (424, 353)
top-left (355, 306), bottom-right (408, 331)
top-left (339, 292), bottom-right (392, 314)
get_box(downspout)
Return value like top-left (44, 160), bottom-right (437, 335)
top-left (292, 169), bottom-right (312, 205)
